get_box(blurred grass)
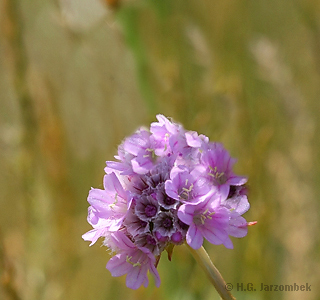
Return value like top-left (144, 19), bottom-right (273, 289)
top-left (0, 0), bottom-right (320, 300)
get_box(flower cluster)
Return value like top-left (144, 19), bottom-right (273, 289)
top-left (83, 115), bottom-right (251, 289)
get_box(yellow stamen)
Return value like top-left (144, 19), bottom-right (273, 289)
top-left (182, 183), bottom-right (194, 193)
top-left (109, 193), bottom-right (118, 209)
top-left (126, 256), bottom-right (141, 267)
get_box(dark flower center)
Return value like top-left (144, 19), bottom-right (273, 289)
top-left (162, 217), bottom-right (173, 229)
top-left (178, 219), bottom-right (189, 231)
top-left (227, 185), bottom-right (237, 198)
top-left (208, 166), bottom-right (228, 185)
top-left (164, 196), bottom-right (176, 206)
top-left (146, 235), bottom-right (157, 245)
top-left (139, 219), bottom-right (148, 227)
top-left (145, 204), bottom-right (157, 217)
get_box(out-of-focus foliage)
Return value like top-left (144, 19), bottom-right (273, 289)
top-left (0, 0), bottom-right (319, 300)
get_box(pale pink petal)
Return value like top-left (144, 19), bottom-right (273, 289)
top-left (106, 254), bottom-right (131, 277)
top-left (228, 175), bottom-right (247, 186)
top-left (149, 263), bottom-right (161, 288)
top-left (103, 172), bottom-right (126, 199)
top-left (227, 216), bottom-right (248, 238)
top-left (126, 264), bottom-right (148, 289)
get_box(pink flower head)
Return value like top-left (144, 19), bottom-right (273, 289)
top-left (83, 115), bottom-right (254, 289)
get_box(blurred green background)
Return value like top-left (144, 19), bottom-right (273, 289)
top-left (0, 0), bottom-right (319, 299)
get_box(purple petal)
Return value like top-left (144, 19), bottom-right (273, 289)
top-left (222, 236), bottom-right (234, 249)
top-left (87, 189), bottom-right (112, 213)
top-left (219, 184), bottom-right (230, 201)
top-left (201, 226), bottom-right (226, 246)
top-left (131, 157), bottom-right (154, 174)
top-left (223, 195), bottom-right (250, 215)
top-left (105, 161), bottom-right (129, 172)
top-left (185, 131), bottom-right (202, 148)
top-left (186, 224), bottom-right (203, 249)
top-left (123, 130), bottom-right (150, 156)
top-left (164, 180), bottom-right (179, 200)
top-left (177, 204), bottom-right (194, 225)
top-left (208, 208), bottom-right (230, 227)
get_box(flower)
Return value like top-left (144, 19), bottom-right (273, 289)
top-left (200, 142), bottom-right (248, 200)
top-left (83, 115), bottom-right (253, 289)
top-left (178, 194), bottom-right (233, 249)
top-left (165, 165), bottom-right (210, 204)
top-left (134, 194), bottom-right (160, 221)
top-left (105, 231), bottom-right (161, 289)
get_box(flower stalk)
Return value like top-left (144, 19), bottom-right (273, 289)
top-left (187, 244), bottom-right (236, 300)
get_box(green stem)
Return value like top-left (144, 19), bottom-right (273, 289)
top-left (187, 244), bottom-right (236, 300)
